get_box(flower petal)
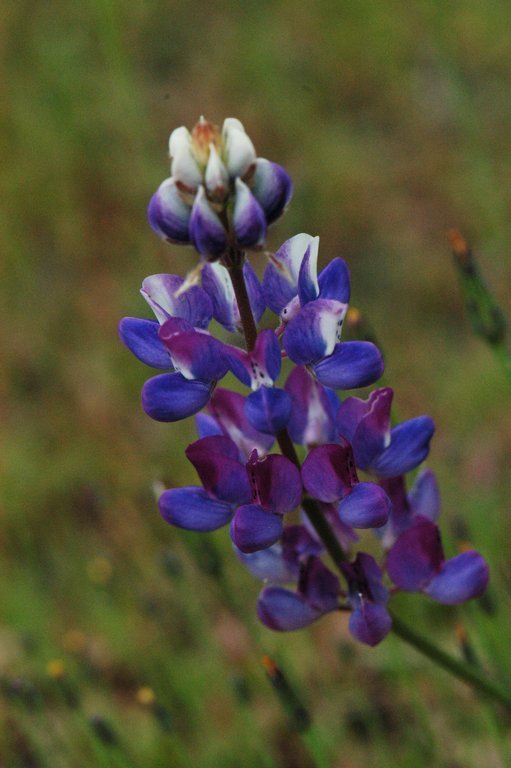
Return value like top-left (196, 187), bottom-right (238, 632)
top-left (285, 365), bottom-right (338, 446)
top-left (208, 388), bottom-right (274, 458)
top-left (245, 387), bottom-right (292, 435)
top-left (312, 341), bottom-right (384, 389)
top-left (386, 518), bottom-right (444, 592)
top-left (230, 504), bottom-right (283, 553)
top-left (147, 177), bottom-right (191, 243)
top-left (301, 442), bottom-right (357, 503)
top-left (257, 586), bottom-right (323, 631)
top-left (349, 602), bottom-right (392, 646)
top-left (250, 158), bottom-right (293, 224)
top-left (318, 258), bottom-right (351, 303)
top-left (142, 373), bottom-right (212, 422)
top-left (283, 299), bottom-right (347, 365)
top-left (185, 435), bottom-right (251, 504)
top-left (226, 330), bottom-right (282, 390)
top-left (409, 468), bottom-right (441, 522)
top-left (262, 233), bottom-right (314, 314)
top-left (118, 317), bottom-right (171, 369)
top-left (339, 482), bottom-right (390, 528)
top-left (222, 120), bottom-right (256, 178)
top-left (339, 388), bottom-right (393, 469)
top-left (248, 452), bottom-right (302, 514)
top-left (234, 542), bottom-right (296, 582)
top-left (159, 323), bottom-right (229, 382)
top-left (297, 237), bottom-right (320, 306)
top-left (189, 185), bottom-right (228, 258)
top-left (370, 417), bottom-right (435, 477)
top-left (159, 486), bottom-right (233, 531)
top-left (141, 273), bottom-right (213, 329)
top-left (202, 260), bottom-right (265, 332)
top-left (425, 551), bottom-right (489, 604)
top-left (233, 179), bottom-right (267, 249)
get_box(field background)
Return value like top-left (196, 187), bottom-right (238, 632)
top-left (2, 1), bottom-right (511, 766)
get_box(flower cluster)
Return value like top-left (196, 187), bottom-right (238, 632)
top-left (121, 117), bottom-right (489, 647)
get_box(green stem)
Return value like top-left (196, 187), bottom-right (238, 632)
top-left (227, 251), bottom-right (511, 715)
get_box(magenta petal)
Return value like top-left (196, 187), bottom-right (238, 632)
top-left (159, 487), bottom-right (233, 531)
top-left (301, 442), bottom-right (357, 503)
top-left (386, 518), bottom-right (444, 592)
top-left (185, 435), bottom-right (251, 504)
top-left (249, 453), bottom-right (302, 514)
top-left (230, 504), bottom-right (283, 553)
top-left (160, 328), bottom-right (229, 382)
top-left (142, 373), bottom-right (212, 422)
top-left (350, 388), bottom-right (393, 468)
top-left (339, 482), bottom-right (390, 529)
top-left (349, 602), bottom-right (392, 646)
top-left (257, 587), bottom-right (322, 631)
top-left (313, 341), bottom-right (384, 389)
top-left (425, 552), bottom-right (489, 604)
top-left (119, 317), bottom-right (171, 369)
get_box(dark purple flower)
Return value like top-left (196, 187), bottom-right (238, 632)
top-left (378, 470), bottom-right (440, 548)
top-left (301, 441), bottom-right (391, 529)
top-left (341, 553), bottom-right (392, 646)
top-left (189, 186), bottom-right (228, 259)
top-left (386, 517), bottom-right (489, 604)
top-left (336, 388), bottom-right (435, 477)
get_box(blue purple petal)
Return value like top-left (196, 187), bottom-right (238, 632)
top-left (370, 416), bottom-right (435, 477)
top-left (250, 158), bottom-right (293, 225)
top-left (147, 177), bottom-right (191, 243)
top-left (318, 258), bottom-right (351, 303)
top-left (245, 387), bottom-right (292, 435)
top-left (349, 602), bottom-right (392, 646)
top-left (189, 185), bottom-right (228, 258)
top-left (386, 518), bottom-right (444, 592)
top-left (159, 486), bottom-right (233, 531)
top-left (142, 373), bottom-right (212, 422)
top-left (233, 179), bottom-right (267, 249)
top-left (313, 341), bottom-right (384, 390)
top-left (262, 233), bottom-right (314, 314)
top-left (339, 482), bottom-right (390, 529)
top-left (230, 504), bottom-right (284, 553)
top-left (141, 273), bottom-right (213, 329)
top-left (425, 551), bottom-right (489, 604)
top-left (285, 366), bottom-right (337, 446)
top-left (118, 317), bottom-right (171, 369)
top-left (257, 587), bottom-right (323, 631)
top-left (185, 435), bottom-right (251, 504)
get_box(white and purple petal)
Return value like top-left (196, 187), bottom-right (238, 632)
top-left (297, 237), bottom-right (320, 306)
top-left (159, 486), bottom-right (233, 532)
top-left (159, 325), bottom-right (229, 382)
top-left (425, 551), bottom-right (489, 604)
top-left (370, 416), bottom-right (435, 477)
top-left (142, 373), bottom-right (212, 422)
top-left (226, 330), bottom-right (282, 390)
top-left (189, 186), bottom-right (228, 259)
top-left (147, 177), bottom-right (192, 243)
top-left (141, 274), bottom-right (213, 329)
top-left (283, 299), bottom-right (347, 365)
top-left (285, 366), bottom-right (337, 446)
top-left (230, 504), bottom-right (284, 553)
top-left (233, 179), bottom-right (267, 249)
top-left (202, 260), bottom-right (264, 332)
top-left (208, 388), bottom-right (274, 458)
top-left (342, 388), bottom-right (393, 469)
top-left (312, 341), bottom-right (384, 390)
top-left (222, 120), bottom-right (256, 178)
top-left (250, 158), bottom-right (293, 225)
top-left (118, 317), bottom-right (171, 369)
top-left (245, 387), bottom-right (292, 435)
top-left (262, 233), bottom-right (314, 314)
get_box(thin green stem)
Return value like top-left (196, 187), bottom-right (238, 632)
top-left (227, 253), bottom-right (511, 715)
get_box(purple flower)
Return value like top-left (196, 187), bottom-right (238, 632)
top-left (301, 441), bottom-right (391, 529)
top-left (341, 553), bottom-right (392, 646)
top-left (285, 365), bottom-right (338, 446)
top-left (204, 387), bottom-right (274, 459)
top-left (201, 260), bottom-right (265, 333)
top-left (379, 470), bottom-right (440, 548)
top-left (257, 556), bottom-right (341, 631)
top-left (386, 517), bottom-right (489, 604)
top-left (336, 387), bottom-right (435, 477)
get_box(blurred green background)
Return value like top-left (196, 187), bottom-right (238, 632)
top-left (2, 1), bottom-right (511, 766)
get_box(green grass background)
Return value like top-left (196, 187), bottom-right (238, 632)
top-left (2, 1), bottom-right (511, 765)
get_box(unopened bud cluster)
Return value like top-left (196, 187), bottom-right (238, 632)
top-left (148, 117), bottom-right (292, 260)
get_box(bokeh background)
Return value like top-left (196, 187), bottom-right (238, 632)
top-left (2, 1), bottom-right (511, 766)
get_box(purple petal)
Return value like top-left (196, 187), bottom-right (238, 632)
top-left (339, 482), bottom-right (390, 528)
top-left (378, 475), bottom-right (414, 547)
top-left (425, 551), bottom-right (489, 604)
top-left (301, 442), bottom-right (358, 503)
top-left (226, 330), bottom-right (282, 389)
top-left (300, 557), bottom-right (341, 612)
top-left (159, 486), bottom-right (233, 531)
top-left (208, 388), bottom-right (274, 458)
top-left (257, 586), bottom-right (323, 631)
top-left (283, 299), bottom-right (347, 365)
top-left (159, 324), bottom-right (229, 382)
top-left (245, 387), bottom-right (292, 435)
top-left (349, 602), bottom-right (392, 646)
top-left (234, 543), bottom-right (297, 582)
top-left (370, 417), bottom-right (435, 477)
top-left (297, 238), bottom-right (320, 306)
top-left (141, 274), bottom-right (213, 329)
top-left (285, 366), bottom-right (337, 446)
top-left (201, 260), bottom-right (264, 332)
top-left (233, 179), bottom-right (267, 249)
top-left (243, 261), bottom-right (266, 324)
top-left (348, 388), bottom-right (393, 469)
top-left (386, 518), bottom-right (444, 592)
top-left (195, 412), bottom-right (223, 439)
top-left (147, 177), bottom-right (191, 243)
top-left (189, 185), bottom-right (228, 258)
top-left (248, 452), bottom-right (302, 514)
top-left (142, 373), bottom-right (212, 422)
top-left (262, 233), bottom-right (314, 314)
top-left (250, 158), bottom-right (293, 225)
top-left (318, 258), bottom-right (351, 303)
top-left (230, 504), bottom-right (283, 553)
top-left (281, 525), bottom-right (324, 569)
top-left (409, 468), bottom-right (441, 522)
top-left (313, 341), bottom-right (384, 390)
top-left (119, 317), bottom-right (171, 369)
top-left (185, 435), bottom-right (251, 504)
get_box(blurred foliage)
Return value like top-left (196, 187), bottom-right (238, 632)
top-left (2, 1), bottom-right (511, 766)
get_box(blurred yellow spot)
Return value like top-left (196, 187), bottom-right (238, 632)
top-left (47, 659), bottom-right (65, 679)
top-left (62, 629), bottom-right (87, 653)
top-left (455, 624), bottom-right (468, 644)
top-left (261, 655), bottom-right (278, 676)
top-left (87, 556), bottom-right (113, 584)
top-left (346, 307), bottom-right (361, 326)
top-left (137, 686), bottom-right (156, 706)
top-left (457, 540), bottom-right (473, 553)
